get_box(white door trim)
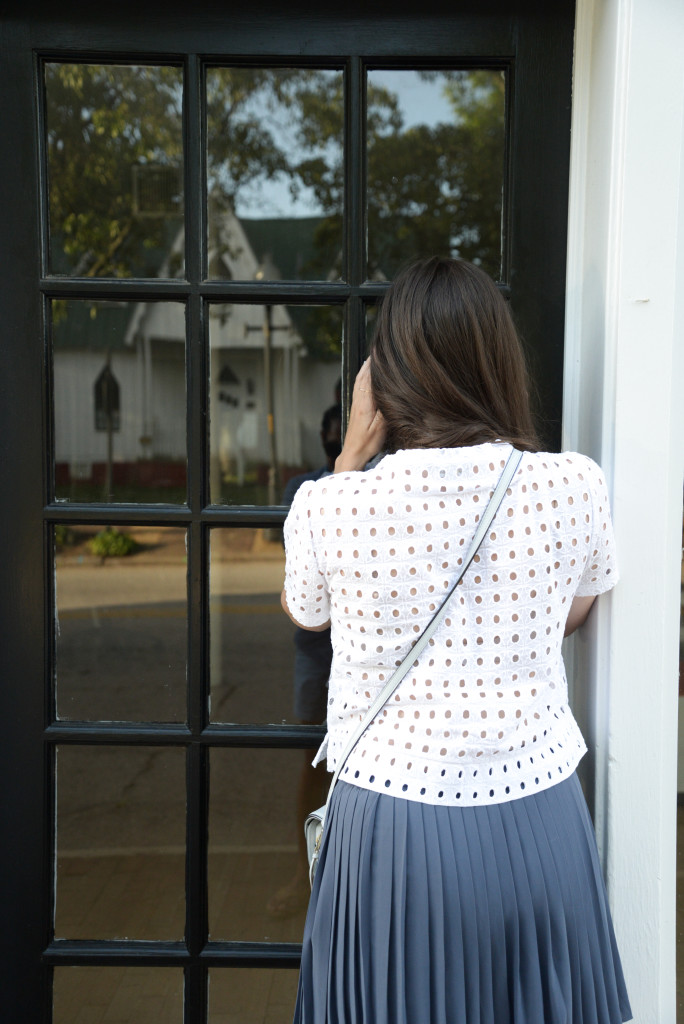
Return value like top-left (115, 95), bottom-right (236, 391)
top-left (563, 0), bottom-right (684, 1020)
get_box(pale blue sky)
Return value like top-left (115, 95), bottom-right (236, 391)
top-left (235, 70), bottom-right (454, 218)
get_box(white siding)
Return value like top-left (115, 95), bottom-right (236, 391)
top-left (54, 349), bottom-right (144, 465)
top-left (54, 345), bottom-right (187, 466)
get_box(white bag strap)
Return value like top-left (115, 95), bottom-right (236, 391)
top-left (318, 445), bottom-right (524, 824)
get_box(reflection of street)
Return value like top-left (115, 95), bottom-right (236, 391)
top-left (55, 528), bottom-right (311, 955)
top-left (56, 526), bottom-right (289, 719)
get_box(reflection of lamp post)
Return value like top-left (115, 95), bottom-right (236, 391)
top-left (254, 254), bottom-right (280, 506)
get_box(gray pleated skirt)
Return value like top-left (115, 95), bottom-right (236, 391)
top-left (294, 774), bottom-right (632, 1024)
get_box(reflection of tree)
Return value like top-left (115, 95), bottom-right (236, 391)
top-left (46, 64), bottom-right (504, 284)
top-left (46, 64), bottom-right (184, 279)
top-left (296, 70), bottom-right (505, 281)
top-left (47, 65), bottom-right (318, 278)
top-left (288, 305), bottom-right (343, 364)
top-left (368, 74), bottom-right (505, 280)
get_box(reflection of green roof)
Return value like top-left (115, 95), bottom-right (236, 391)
top-left (240, 217), bottom-right (341, 357)
top-left (52, 301), bottom-right (135, 351)
top-left (52, 216), bottom-right (338, 351)
top-left (241, 217), bottom-right (325, 281)
top-left (51, 216), bottom-right (183, 279)
top-left (52, 216), bottom-right (183, 351)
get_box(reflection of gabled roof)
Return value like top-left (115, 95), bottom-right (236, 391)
top-left (50, 217), bottom-right (184, 279)
top-left (52, 301), bottom-right (134, 351)
top-left (52, 216), bottom-right (183, 351)
top-left (240, 216), bottom-right (325, 281)
top-left (51, 214), bottom-right (330, 351)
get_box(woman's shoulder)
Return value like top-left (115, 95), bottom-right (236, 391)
top-left (285, 465), bottom-right (376, 516)
top-left (373, 444), bottom-right (606, 481)
top-left (289, 447), bottom-right (609, 505)
top-left (531, 449), bottom-right (606, 481)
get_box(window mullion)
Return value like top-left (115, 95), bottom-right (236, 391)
top-left (345, 57), bottom-right (365, 291)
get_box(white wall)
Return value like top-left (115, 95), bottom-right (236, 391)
top-left (149, 341), bottom-right (186, 458)
top-left (54, 345), bottom-right (187, 466)
top-left (54, 349), bottom-right (146, 465)
top-left (564, 0), bottom-right (684, 1019)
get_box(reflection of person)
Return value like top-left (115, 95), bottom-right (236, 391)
top-left (282, 258), bottom-right (631, 1023)
top-left (267, 403), bottom-right (342, 919)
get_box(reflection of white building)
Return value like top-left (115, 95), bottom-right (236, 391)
top-left (53, 210), bottom-right (341, 489)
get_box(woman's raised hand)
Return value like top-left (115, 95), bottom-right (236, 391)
top-left (334, 358), bottom-right (387, 473)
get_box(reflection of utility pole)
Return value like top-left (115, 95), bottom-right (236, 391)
top-left (262, 302), bottom-right (278, 506)
top-left (244, 253), bottom-right (287, 506)
top-left (245, 306), bottom-right (289, 506)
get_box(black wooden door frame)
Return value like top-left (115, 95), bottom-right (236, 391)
top-left (0, 3), bottom-right (575, 1020)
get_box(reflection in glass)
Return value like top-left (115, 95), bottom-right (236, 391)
top-left (366, 69), bottom-right (506, 281)
top-left (209, 303), bottom-right (342, 506)
top-left (209, 968), bottom-right (299, 1023)
top-left (55, 525), bottom-right (187, 722)
top-left (209, 749), bottom-right (326, 941)
top-left (45, 63), bottom-right (184, 278)
top-left (53, 966), bottom-right (183, 1023)
top-left (365, 303), bottom-right (379, 354)
top-left (206, 67), bottom-right (343, 281)
top-left (52, 299), bottom-right (187, 503)
top-left (210, 527), bottom-right (296, 725)
top-left (55, 746), bottom-right (185, 939)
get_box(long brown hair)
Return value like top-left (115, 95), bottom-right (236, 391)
top-left (370, 256), bottom-right (540, 452)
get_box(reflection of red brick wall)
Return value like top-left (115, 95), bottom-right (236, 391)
top-left (280, 465), bottom-right (308, 488)
top-left (55, 461), bottom-right (186, 487)
top-left (257, 463), bottom-right (312, 489)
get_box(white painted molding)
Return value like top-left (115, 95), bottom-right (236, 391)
top-left (563, 1), bottom-right (684, 1021)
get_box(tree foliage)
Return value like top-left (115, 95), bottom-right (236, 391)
top-left (46, 63), bottom-right (505, 352)
top-left (46, 63), bottom-right (184, 278)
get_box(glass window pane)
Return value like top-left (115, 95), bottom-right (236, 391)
top-left (45, 63), bottom-right (184, 278)
top-left (55, 525), bottom-right (187, 722)
top-left (211, 527), bottom-right (321, 727)
top-left (209, 967), bottom-right (299, 1023)
top-left (55, 746), bottom-right (185, 940)
top-left (206, 68), bottom-right (343, 281)
top-left (209, 749), bottom-right (326, 941)
top-left (53, 967), bottom-right (183, 1023)
top-left (209, 303), bottom-right (342, 506)
top-left (366, 69), bottom-right (506, 280)
top-left (365, 302), bottom-right (379, 351)
top-left (52, 299), bottom-right (187, 503)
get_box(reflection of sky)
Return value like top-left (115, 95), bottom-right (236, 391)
top-left (235, 70), bottom-right (454, 218)
top-left (369, 70), bottom-right (454, 130)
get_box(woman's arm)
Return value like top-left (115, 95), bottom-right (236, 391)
top-left (564, 594), bottom-right (596, 636)
top-left (281, 588), bottom-right (331, 632)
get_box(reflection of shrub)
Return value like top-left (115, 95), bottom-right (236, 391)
top-left (88, 528), bottom-right (139, 559)
top-left (54, 525), bottom-right (76, 549)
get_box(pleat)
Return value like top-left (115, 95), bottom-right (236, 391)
top-left (293, 774), bottom-right (632, 1024)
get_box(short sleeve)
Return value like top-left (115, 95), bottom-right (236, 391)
top-left (574, 459), bottom-right (619, 597)
top-left (283, 481), bottom-right (331, 627)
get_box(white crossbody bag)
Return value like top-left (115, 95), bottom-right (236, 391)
top-left (305, 446), bottom-right (523, 886)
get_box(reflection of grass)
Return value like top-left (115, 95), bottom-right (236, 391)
top-left (88, 528), bottom-right (139, 559)
top-left (54, 525), bottom-right (186, 562)
top-left (54, 524), bottom-right (284, 563)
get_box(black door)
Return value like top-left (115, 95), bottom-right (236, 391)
top-left (0, 3), bottom-right (574, 1020)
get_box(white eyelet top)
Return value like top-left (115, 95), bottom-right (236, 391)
top-left (283, 443), bottom-right (618, 806)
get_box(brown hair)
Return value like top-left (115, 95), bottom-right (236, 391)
top-left (370, 256), bottom-right (540, 452)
